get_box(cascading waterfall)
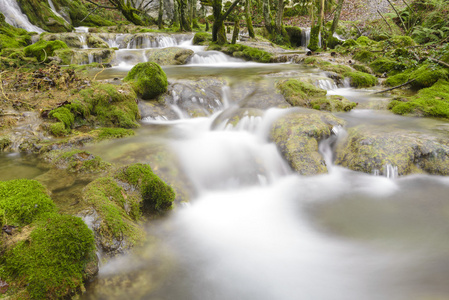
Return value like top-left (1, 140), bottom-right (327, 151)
top-left (47, 0), bottom-right (69, 24)
top-left (188, 51), bottom-right (245, 65)
top-left (0, 0), bottom-right (44, 33)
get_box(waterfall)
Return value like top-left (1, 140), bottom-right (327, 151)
top-left (301, 28), bottom-right (310, 48)
top-left (316, 79), bottom-right (338, 90)
top-left (79, 34), bottom-right (88, 49)
top-left (319, 126), bottom-right (345, 168)
top-left (188, 51), bottom-right (244, 65)
top-left (47, 0), bottom-right (69, 24)
top-left (0, 0), bottom-right (44, 33)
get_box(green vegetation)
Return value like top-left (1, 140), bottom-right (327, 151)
top-left (124, 62), bottom-right (168, 100)
top-left (369, 57), bottom-right (406, 75)
top-left (52, 149), bottom-right (111, 173)
top-left (115, 163), bottom-right (175, 213)
top-left (389, 79), bottom-right (449, 118)
top-left (308, 25), bottom-right (320, 51)
top-left (96, 127), bottom-right (136, 140)
top-left (24, 40), bottom-right (68, 63)
top-left (285, 26), bottom-right (302, 48)
top-left (0, 13), bottom-right (32, 51)
top-left (209, 43), bottom-right (273, 63)
top-left (344, 71), bottom-right (377, 87)
top-left (353, 50), bottom-right (375, 63)
top-left (193, 32), bottom-right (212, 45)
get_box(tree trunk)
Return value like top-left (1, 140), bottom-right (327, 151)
top-left (115, 0), bottom-right (145, 25)
top-left (173, 0), bottom-right (180, 27)
top-left (245, 0), bottom-right (255, 38)
top-left (212, 0), bottom-right (226, 44)
top-left (158, 0), bottom-right (164, 29)
top-left (231, 21), bottom-right (240, 44)
top-left (274, 0), bottom-right (284, 34)
top-left (330, 0), bottom-right (344, 34)
top-left (317, 0), bottom-right (324, 47)
top-left (179, 0), bottom-right (191, 31)
top-left (263, 0), bottom-right (272, 33)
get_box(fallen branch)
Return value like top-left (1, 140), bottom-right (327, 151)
top-left (81, 6), bottom-right (99, 22)
top-left (84, 0), bottom-right (116, 9)
top-left (428, 57), bottom-right (449, 68)
top-left (377, 10), bottom-right (393, 34)
top-left (0, 72), bottom-right (10, 101)
top-left (386, 0), bottom-right (408, 33)
top-left (373, 79), bottom-right (416, 94)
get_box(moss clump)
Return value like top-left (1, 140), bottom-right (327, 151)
top-left (115, 163), bottom-right (175, 213)
top-left (96, 127), bottom-right (135, 140)
top-left (342, 39), bottom-right (358, 47)
top-left (369, 57), bottom-right (406, 75)
top-left (24, 40), bottom-right (68, 63)
top-left (0, 14), bottom-right (32, 51)
top-left (322, 64), bottom-right (353, 75)
top-left (0, 136), bottom-right (11, 151)
top-left (353, 64), bottom-right (372, 74)
top-left (356, 36), bottom-right (378, 46)
top-left (53, 149), bottom-right (111, 173)
top-left (49, 106), bottom-right (74, 134)
top-left (193, 32), bottom-right (212, 45)
top-left (277, 79), bottom-right (327, 107)
top-left (344, 71), bottom-right (377, 87)
top-left (389, 79), bottom-right (449, 118)
top-left (411, 65), bottom-right (449, 89)
top-left (2, 213), bottom-right (95, 299)
top-left (0, 179), bottom-right (56, 227)
top-left (387, 35), bottom-right (415, 47)
top-left (353, 50), bottom-right (375, 63)
top-left (213, 43), bottom-right (273, 63)
top-left (124, 62), bottom-right (168, 100)
top-left (311, 95), bottom-right (357, 112)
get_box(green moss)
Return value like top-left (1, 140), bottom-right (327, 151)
top-left (0, 17), bottom-right (32, 51)
top-left (344, 71), bottom-right (377, 87)
top-left (388, 35), bottom-right (415, 47)
top-left (285, 26), bottom-right (302, 47)
top-left (50, 122), bottom-right (69, 136)
top-left (307, 25), bottom-right (320, 51)
top-left (321, 64), bottom-right (353, 75)
top-left (369, 57), bottom-right (406, 75)
top-left (2, 213), bottom-right (95, 299)
top-left (389, 80), bottom-right (449, 118)
top-left (310, 95), bottom-right (357, 112)
top-left (49, 106), bottom-right (74, 128)
top-left (54, 149), bottom-right (111, 173)
top-left (17, 0), bottom-right (72, 32)
top-left (124, 62), bottom-right (168, 100)
top-left (0, 136), bottom-right (11, 151)
top-left (24, 40), bottom-right (68, 63)
top-left (0, 179), bottom-right (56, 227)
top-left (326, 35), bottom-right (342, 49)
top-left (115, 163), bottom-right (175, 213)
top-left (342, 39), bottom-right (358, 48)
top-left (353, 64), bottom-right (372, 73)
top-left (193, 32), bottom-right (212, 45)
top-left (356, 36), bottom-right (377, 46)
top-left (411, 65), bottom-right (449, 89)
top-left (353, 50), bottom-right (375, 63)
top-left (96, 128), bottom-right (135, 140)
top-left (277, 79), bottom-right (327, 107)
top-left (213, 43), bottom-right (273, 63)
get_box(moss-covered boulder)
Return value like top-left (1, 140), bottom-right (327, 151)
top-left (193, 32), bottom-right (212, 45)
top-left (209, 43), bottom-right (272, 63)
top-left (270, 110), bottom-right (345, 175)
top-left (343, 71), bottom-right (377, 87)
top-left (41, 32), bottom-right (83, 48)
top-left (353, 50), bottom-right (375, 63)
top-left (385, 65), bottom-right (449, 89)
top-left (356, 36), bottom-right (378, 47)
top-left (145, 47), bottom-right (194, 65)
top-left (69, 48), bottom-right (116, 65)
top-left (389, 79), bottom-right (449, 118)
top-left (285, 26), bottom-right (302, 48)
top-left (0, 136), bottom-right (11, 151)
top-left (335, 125), bottom-right (449, 176)
top-left (369, 57), bottom-right (406, 75)
top-left (115, 163), bottom-right (175, 213)
top-left (124, 62), bottom-right (168, 100)
top-left (47, 149), bottom-right (111, 173)
top-left (24, 40), bottom-right (69, 63)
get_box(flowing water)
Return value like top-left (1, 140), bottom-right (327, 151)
top-left (0, 0), bottom-right (44, 33)
top-left (1, 28), bottom-right (449, 300)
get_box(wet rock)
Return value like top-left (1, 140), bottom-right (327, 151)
top-left (231, 80), bottom-right (291, 109)
top-left (335, 125), bottom-right (449, 176)
top-left (41, 32), bottom-right (83, 48)
top-left (211, 107), bottom-right (265, 130)
top-left (145, 47), bottom-right (194, 65)
top-left (270, 109), bottom-right (345, 175)
top-left (71, 49), bottom-right (116, 65)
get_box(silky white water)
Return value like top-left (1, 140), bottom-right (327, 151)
top-left (0, 0), bottom-right (44, 32)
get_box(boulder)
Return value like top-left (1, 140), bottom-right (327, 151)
top-left (270, 109), bottom-right (345, 175)
top-left (145, 47), bottom-right (194, 65)
top-left (124, 62), bottom-right (168, 100)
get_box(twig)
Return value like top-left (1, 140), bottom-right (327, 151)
top-left (93, 64), bottom-right (106, 81)
top-left (84, 0), bottom-right (117, 9)
top-left (81, 6), bottom-right (99, 22)
top-left (0, 72), bottom-right (10, 101)
top-left (373, 79), bottom-right (416, 94)
top-left (428, 57), bottom-right (449, 68)
top-left (377, 10), bottom-right (393, 34)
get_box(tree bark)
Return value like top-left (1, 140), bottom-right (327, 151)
top-left (158, 0), bottom-right (164, 29)
top-left (211, 0), bottom-right (242, 44)
top-left (231, 21), bottom-right (239, 44)
top-left (263, 0), bottom-right (272, 34)
top-left (245, 0), bottom-right (255, 38)
top-left (330, 0), bottom-right (344, 34)
top-left (274, 0), bottom-right (284, 35)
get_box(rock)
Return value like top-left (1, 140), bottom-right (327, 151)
top-left (41, 33), bottom-right (83, 48)
top-left (270, 109), bottom-right (345, 175)
top-left (70, 49), bottom-right (116, 65)
top-left (124, 62), bottom-right (168, 100)
top-left (335, 125), bottom-right (449, 176)
top-left (145, 47), bottom-right (194, 65)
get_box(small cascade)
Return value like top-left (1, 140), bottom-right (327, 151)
top-left (78, 34), bottom-right (88, 49)
top-left (127, 34), bottom-right (187, 49)
top-left (333, 32), bottom-right (346, 41)
top-left (342, 77), bottom-right (351, 88)
top-left (0, 0), bottom-right (44, 33)
top-left (373, 164), bottom-right (398, 178)
top-left (316, 79), bottom-right (338, 90)
top-left (74, 26), bottom-right (89, 33)
top-left (48, 0), bottom-right (69, 24)
top-left (319, 126), bottom-right (345, 168)
top-left (188, 51), bottom-right (244, 65)
top-left (87, 52), bottom-right (94, 64)
top-left (301, 28), bottom-right (311, 48)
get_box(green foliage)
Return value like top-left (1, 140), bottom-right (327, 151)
top-left (369, 57), bottom-right (406, 75)
top-left (389, 79), bottom-right (449, 118)
top-left (344, 71), bottom-right (377, 87)
top-left (193, 32), bottom-right (212, 45)
top-left (2, 213), bottom-right (95, 299)
top-left (212, 43), bottom-right (273, 63)
top-left (356, 36), bottom-right (378, 46)
top-left (24, 40), bottom-right (68, 63)
top-left (115, 163), bottom-right (175, 212)
top-left (0, 179), bottom-right (56, 226)
top-left (124, 62), bottom-right (168, 100)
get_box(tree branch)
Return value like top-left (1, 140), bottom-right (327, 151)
top-left (84, 0), bottom-right (117, 9)
top-left (373, 79), bottom-right (415, 94)
top-left (220, 0), bottom-right (242, 22)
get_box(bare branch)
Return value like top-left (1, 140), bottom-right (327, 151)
top-left (221, 0), bottom-right (242, 21)
top-left (84, 0), bottom-right (117, 9)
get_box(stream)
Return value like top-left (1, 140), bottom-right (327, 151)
top-left (2, 29), bottom-right (449, 300)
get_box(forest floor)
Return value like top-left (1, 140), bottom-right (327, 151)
top-left (285, 0), bottom-right (403, 27)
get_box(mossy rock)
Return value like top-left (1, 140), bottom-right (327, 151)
top-left (344, 71), bottom-right (377, 87)
top-left (353, 50), bottom-right (375, 63)
top-left (24, 40), bottom-right (69, 63)
top-left (307, 25), bottom-right (320, 51)
top-left (0, 16), bottom-right (32, 51)
top-left (411, 65), bottom-right (449, 89)
top-left (276, 78), bottom-right (327, 107)
top-left (356, 36), bottom-right (378, 47)
top-left (389, 79), bottom-right (449, 118)
top-left (115, 163), bottom-right (175, 213)
top-left (369, 57), bottom-right (406, 75)
top-left (144, 47), bottom-right (194, 65)
top-left (41, 32), bottom-right (83, 48)
top-left (193, 32), bottom-right (212, 45)
top-left (353, 64), bottom-right (372, 74)
top-left (385, 35), bottom-right (416, 47)
top-left (95, 127), bottom-right (135, 141)
top-left (17, 0), bottom-right (73, 32)
top-left (87, 34), bottom-right (109, 48)
top-left (213, 43), bottom-right (273, 63)
top-left (342, 39), bottom-right (358, 48)
top-left (0, 179), bottom-right (56, 227)
top-left (82, 177), bottom-right (145, 254)
top-left (270, 110), bottom-right (345, 175)
top-left (335, 125), bottom-right (449, 176)
top-left (1, 213), bottom-right (95, 299)
top-left (311, 95), bottom-right (357, 112)
top-left (124, 62), bottom-right (168, 100)
top-left (285, 26), bottom-right (302, 47)
top-left (0, 136), bottom-right (11, 151)
top-left (49, 149), bottom-right (111, 173)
